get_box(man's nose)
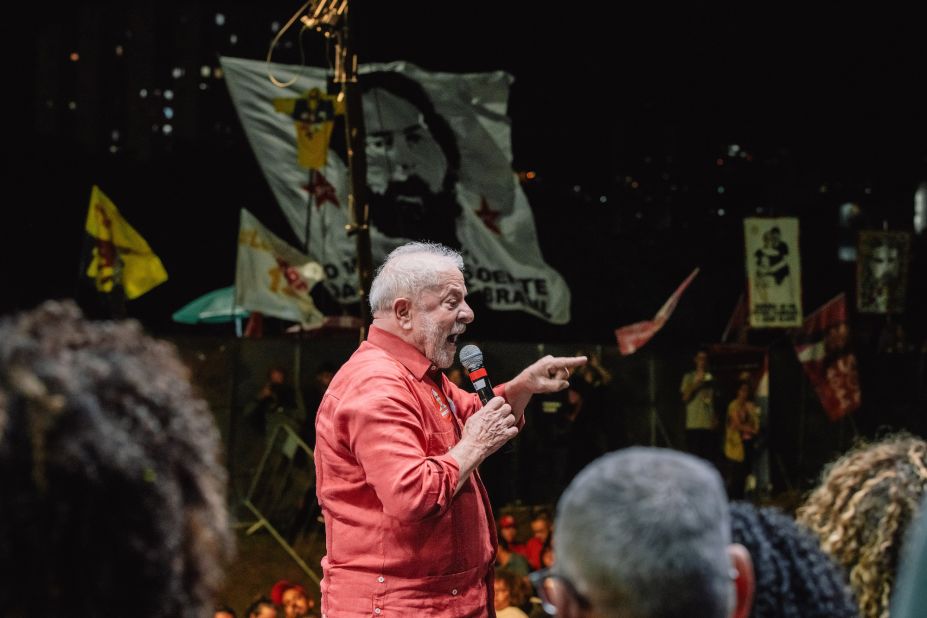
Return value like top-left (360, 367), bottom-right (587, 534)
top-left (459, 300), bottom-right (475, 324)
top-left (387, 135), bottom-right (416, 179)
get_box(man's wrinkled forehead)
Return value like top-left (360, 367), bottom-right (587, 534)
top-left (420, 270), bottom-right (466, 299)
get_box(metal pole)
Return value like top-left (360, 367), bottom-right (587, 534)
top-left (334, 4), bottom-right (373, 344)
top-left (304, 168), bottom-right (315, 253)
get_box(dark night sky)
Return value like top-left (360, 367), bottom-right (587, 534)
top-left (9, 2), bottom-right (927, 346)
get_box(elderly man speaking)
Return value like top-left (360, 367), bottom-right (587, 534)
top-left (314, 242), bottom-right (586, 617)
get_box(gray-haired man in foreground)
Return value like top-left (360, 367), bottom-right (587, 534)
top-left (541, 448), bottom-right (754, 618)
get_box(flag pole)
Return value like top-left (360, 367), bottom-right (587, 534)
top-left (304, 169), bottom-right (314, 253)
top-left (332, 2), bottom-right (373, 344)
top-left (647, 352), bottom-right (671, 447)
top-left (797, 366), bottom-right (807, 469)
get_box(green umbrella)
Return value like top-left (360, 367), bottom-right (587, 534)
top-left (172, 286), bottom-right (249, 324)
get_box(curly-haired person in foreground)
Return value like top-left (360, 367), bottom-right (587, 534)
top-left (0, 300), bottom-right (233, 617)
top-left (730, 502), bottom-right (858, 618)
top-left (797, 434), bottom-right (927, 618)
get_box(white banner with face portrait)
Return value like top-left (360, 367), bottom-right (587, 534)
top-left (744, 217), bottom-right (803, 328)
top-left (856, 230), bottom-right (910, 314)
top-left (221, 56), bottom-right (570, 324)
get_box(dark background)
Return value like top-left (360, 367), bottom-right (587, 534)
top-left (8, 1), bottom-right (926, 349)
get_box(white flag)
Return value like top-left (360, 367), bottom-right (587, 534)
top-left (221, 56), bottom-right (571, 324)
top-left (235, 209), bottom-right (325, 325)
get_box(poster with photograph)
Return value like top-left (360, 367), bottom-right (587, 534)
top-left (857, 230), bottom-right (911, 314)
top-left (744, 217), bottom-right (803, 328)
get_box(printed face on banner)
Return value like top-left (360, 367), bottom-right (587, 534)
top-left (362, 79), bottom-right (460, 250)
top-left (857, 230), bottom-right (910, 314)
top-left (744, 218), bottom-right (803, 327)
top-left (221, 57), bottom-right (572, 324)
top-left (364, 89), bottom-right (448, 196)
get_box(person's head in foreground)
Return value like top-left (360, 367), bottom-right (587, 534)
top-left (543, 447), bottom-right (754, 618)
top-left (729, 501), bottom-right (858, 618)
top-left (797, 434), bottom-right (927, 618)
top-left (0, 300), bottom-right (233, 617)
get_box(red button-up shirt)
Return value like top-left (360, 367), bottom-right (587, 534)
top-left (315, 326), bottom-right (511, 617)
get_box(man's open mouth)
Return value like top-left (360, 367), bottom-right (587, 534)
top-left (447, 332), bottom-right (462, 345)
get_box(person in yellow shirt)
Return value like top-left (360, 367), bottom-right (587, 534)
top-left (724, 382), bottom-right (760, 498)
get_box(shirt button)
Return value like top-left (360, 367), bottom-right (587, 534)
top-left (374, 608), bottom-right (382, 615)
top-left (451, 589), bottom-right (458, 596)
top-left (377, 576), bottom-right (385, 583)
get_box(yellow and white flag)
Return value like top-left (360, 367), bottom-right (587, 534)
top-left (84, 185), bottom-right (168, 299)
top-left (235, 209), bottom-right (325, 326)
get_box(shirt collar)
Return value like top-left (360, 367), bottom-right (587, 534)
top-left (367, 325), bottom-right (438, 381)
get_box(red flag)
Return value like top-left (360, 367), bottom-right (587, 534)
top-left (615, 268), bottom-right (700, 355)
top-left (244, 311), bottom-right (264, 338)
top-left (792, 294), bottom-right (861, 421)
top-left (721, 292), bottom-right (749, 343)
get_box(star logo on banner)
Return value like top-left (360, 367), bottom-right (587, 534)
top-left (302, 172), bottom-right (340, 210)
top-left (475, 197), bottom-right (501, 235)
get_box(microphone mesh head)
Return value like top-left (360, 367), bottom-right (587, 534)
top-left (458, 345), bottom-right (483, 372)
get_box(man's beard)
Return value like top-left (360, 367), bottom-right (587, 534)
top-left (368, 176), bottom-right (462, 249)
top-left (419, 312), bottom-right (464, 369)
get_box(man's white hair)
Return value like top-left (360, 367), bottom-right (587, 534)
top-left (369, 242), bottom-right (465, 314)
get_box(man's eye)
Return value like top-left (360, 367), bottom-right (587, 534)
top-left (405, 127), bottom-right (426, 146)
top-left (366, 135), bottom-right (392, 150)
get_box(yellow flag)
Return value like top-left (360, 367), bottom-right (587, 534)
top-left (273, 88), bottom-right (345, 169)
top-left (84, 185), bottom-right (168, 299)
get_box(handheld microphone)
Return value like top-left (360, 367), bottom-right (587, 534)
top-left (459, 344), bottom-right (494, 404)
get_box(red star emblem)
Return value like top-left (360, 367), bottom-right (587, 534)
top-left (475, 197), bottom-right (501, 235)
top-left (302, 172), bottom-right (340, 210)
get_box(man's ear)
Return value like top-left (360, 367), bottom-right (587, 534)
top-left (393, 297), bottom-right (414, 330)
top-left (728, 543), bottom-right (754, 618)
top-left (546, 579), bottom-right (585, 618)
